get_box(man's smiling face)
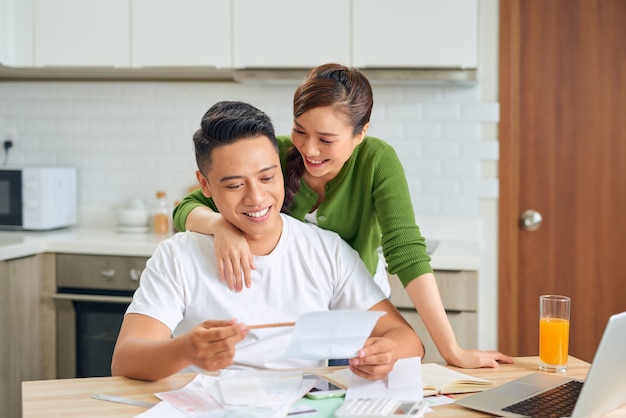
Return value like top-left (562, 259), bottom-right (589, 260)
top-left (196, 135), bottom-right (284, 250)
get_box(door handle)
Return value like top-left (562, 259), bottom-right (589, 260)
top-left (520, 209), bottom-right (543, 231)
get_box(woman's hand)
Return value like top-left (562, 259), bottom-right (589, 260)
top-left (348, 337), bottom-right (399, 381)
top-left (445, 347), bottom-right (514, 369)
top-left (213, 217), bottom-right (255, 291)
top-left (405, 273), bottom-right (514, 369)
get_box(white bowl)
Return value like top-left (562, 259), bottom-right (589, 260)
top-left (128, 197), bottom-right (148, 210)
top-left (117, 208), bottom-right (150, 226)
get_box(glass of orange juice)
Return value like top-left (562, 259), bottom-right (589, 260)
top-left (539, 295), bottom-right (571, 373)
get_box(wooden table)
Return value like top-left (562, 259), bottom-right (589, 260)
top-left (22, 356), bottom-right (626, 417)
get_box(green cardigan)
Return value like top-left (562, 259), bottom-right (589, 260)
top-left (173, 136), bottom-right (432, 286)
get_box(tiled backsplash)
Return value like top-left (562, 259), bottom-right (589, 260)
top-left (0, 81), bottom-right (498, 235)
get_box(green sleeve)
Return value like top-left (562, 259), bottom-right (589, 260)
top-left (172, 188), bottom-right (217, 232)
top-left (373, 143), bottom-right (433, 285)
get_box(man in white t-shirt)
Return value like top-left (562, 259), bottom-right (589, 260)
top-left (111, 101), bottom-right (423, 382)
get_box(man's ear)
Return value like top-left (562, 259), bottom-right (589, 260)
top-left (195, 170), bottom-right (212, 198)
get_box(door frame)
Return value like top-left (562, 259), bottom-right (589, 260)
top-left (497, 0), bottom-right (521, 355)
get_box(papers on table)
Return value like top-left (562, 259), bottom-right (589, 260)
top-left (137, 370), bottom-right (318, 418)
top-left (137, 358), bottom-right (431, 417)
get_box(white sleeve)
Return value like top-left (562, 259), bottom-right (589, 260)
top-left (125, 240), bottom-right (186, 333)
top-left (329, 236), bottom-right (387, 311)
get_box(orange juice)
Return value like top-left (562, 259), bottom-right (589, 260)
top-left (539, 317), bottom-right (569, 365)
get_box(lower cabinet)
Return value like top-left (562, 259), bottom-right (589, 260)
top-left (0, 253), bottom-right (56, 418)
top-left (388, 270), bottom-right (478, 363)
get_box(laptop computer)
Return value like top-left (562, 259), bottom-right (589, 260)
top-left (457, 311), bottom-right (626, 417)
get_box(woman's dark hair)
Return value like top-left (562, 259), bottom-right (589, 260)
top-left (283, 63), bottom-right (374, 211)
top-left (193, 101), bottom-right (278, 175)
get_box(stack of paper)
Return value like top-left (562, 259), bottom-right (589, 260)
top-left (137, 371), bottom-right (317, 418)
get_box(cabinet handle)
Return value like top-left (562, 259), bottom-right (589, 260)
top-left (52, 293), bottom-right (132, 304)
top-left (129, 268), bottom-right (142, 282)
top-left (100, 268), bottom-right (115, 279)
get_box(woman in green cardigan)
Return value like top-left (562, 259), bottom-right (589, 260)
top-left (172, 63), bottom-right (513, 369)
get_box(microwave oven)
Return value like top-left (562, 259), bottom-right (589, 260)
top-left (0, 166), bottom-right (77, 230)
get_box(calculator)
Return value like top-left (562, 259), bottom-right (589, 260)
top-left (334, 398), bottom-right (426, 417)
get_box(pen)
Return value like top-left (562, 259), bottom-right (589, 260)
top-left (247, 321), bottom-right (296, 329)
top-left (287, 408), bottom-right (317, 416)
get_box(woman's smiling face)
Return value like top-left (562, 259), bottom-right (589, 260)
top-left (291, 106), bottom-right (368, 184)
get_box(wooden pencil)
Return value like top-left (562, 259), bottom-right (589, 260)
top-left (247, 321), bottom-right (296, 329)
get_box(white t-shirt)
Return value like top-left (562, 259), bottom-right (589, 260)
top-left (127, 214), bottom-right (386, 371)
top-left (305, 209), bottom-right (391, 297)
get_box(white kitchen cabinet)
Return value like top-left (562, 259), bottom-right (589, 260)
top-left (353, 0), bottom-right (478, 69)
top-left (131, 0), bottom-right (231, 68)
top-left (232, 0), bottom-right (350, 69)
top-left (3, 0), bottom-right (479, 78)
top-left (33, 0), bottom-right (130, 67)
top-left (0, 253), bottom-right (56, 418)
top-left (388, 270), bottom-right (478, 363)
top-left (0, 0), bottom-right (34, 66)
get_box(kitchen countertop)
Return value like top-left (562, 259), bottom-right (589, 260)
top-left (0, 228), bottom-right (480, 271)
top-left (0, 228), bottom-right (171, 261)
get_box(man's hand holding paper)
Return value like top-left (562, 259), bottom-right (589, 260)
top-left (350, 336), bottom-right (402, 381)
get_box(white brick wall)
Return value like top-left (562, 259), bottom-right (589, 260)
top-left (0, 81), bottom-right (498, 232)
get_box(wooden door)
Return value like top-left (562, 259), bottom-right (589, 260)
top-left (498, 0), bottom-right (626, 361)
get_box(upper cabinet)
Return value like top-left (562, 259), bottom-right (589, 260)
top-left (0, 0), bottom-right (34, 66)
top-left (0, 0), bottom-right (478, 80)
top-left (31, 0), bottom-right (230, 68)
top-left (34, 0), bottom-right (130, 67)
top-left (353, 0), bottom-right (477, 69)
top-left (233, 0), bottom-right (477, 70)
top-left (131, 0), bottom-right (230, 68)
top-left (232, 0), bottom-right (350, 69)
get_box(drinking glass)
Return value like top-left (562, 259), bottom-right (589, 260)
top-left (539, 295), bottom-right (571, 373)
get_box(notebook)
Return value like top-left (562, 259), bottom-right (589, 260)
top-left (456, 311), bottom-right (626, 417)
top-left (323, 362), bottom-right (495, 397)
top-left (421, 363), bottom-right (494, 396)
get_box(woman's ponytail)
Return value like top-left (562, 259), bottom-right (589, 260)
top-left (282, 146), bottom-right (304, 212)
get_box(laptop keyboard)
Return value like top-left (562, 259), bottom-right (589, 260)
top-left (502, 380), bottom-right (583, 418)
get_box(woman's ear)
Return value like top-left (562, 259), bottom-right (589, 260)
top-left (195, 170), bottom-right (212, 198)
top-left (356, 122), bottom-right (370, 144)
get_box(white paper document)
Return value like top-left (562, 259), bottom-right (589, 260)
top-left (218, 377), bottom-right (271, 406)
top-left (278, 310), bottom-right (386, 360)
top-left (345, 357), bottom-right (424, 401)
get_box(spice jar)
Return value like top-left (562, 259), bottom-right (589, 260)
top-left (153, 191), bottom-right (170, 234)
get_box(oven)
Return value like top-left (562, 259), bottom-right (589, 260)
top-left (52, 254), bottom-right (148, 378)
